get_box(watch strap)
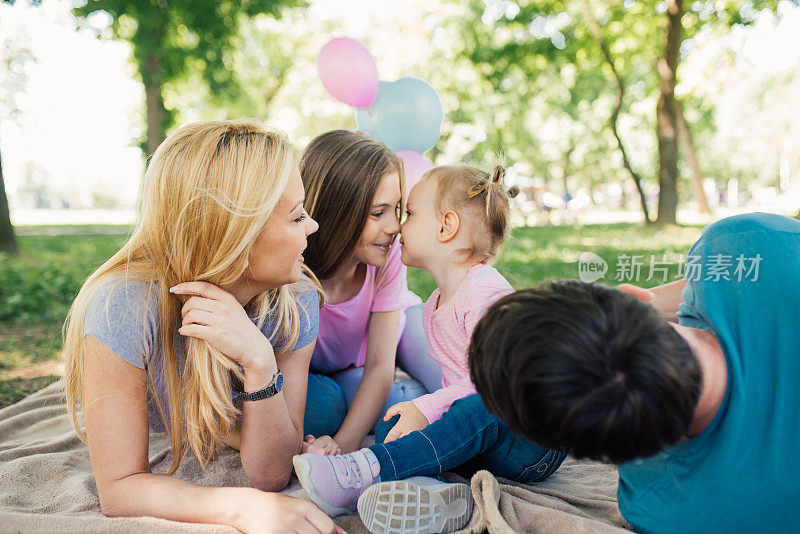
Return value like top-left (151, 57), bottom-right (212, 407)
top-left (241, 370), bottom-right (283, 402)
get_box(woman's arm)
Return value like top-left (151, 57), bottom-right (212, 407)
top-left (332, 309), bottom-right (401, 453)
top-left (275, 341), bottom-right (316, 440)
top-left (172, 281), bottom-right (310, 491)
top-left (226, 341), bottom-right (327, 456)
top-left (235, 341), bottom-right (319, 489)
top-left (237, 358), bottom-right (303, 491)
top-left (82, 335), bottom-right (339, 534)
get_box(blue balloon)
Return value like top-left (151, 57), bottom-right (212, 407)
top-left (354, 76), bottom-right (443, 153)
top-left (354, 107), bottom-right (378, 138)
top-left (354, 81), bottom-right (392, 138)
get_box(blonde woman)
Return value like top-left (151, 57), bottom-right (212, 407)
top-left (63, 120), bottom-right (343, 534)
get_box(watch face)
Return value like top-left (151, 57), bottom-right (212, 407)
top-left (276, 372), bottom-right (284, 391)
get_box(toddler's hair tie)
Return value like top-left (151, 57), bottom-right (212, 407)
top-left (467, 180), bottom-right (490, 198)
top-left (467, 164), bottom-right (519, 205)
top-left (491, 165), bottom-right (506, 184)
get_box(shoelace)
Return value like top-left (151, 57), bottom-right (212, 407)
top-left (332, 454), bottom-right (363, 488)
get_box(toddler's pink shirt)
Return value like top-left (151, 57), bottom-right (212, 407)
top-left (310, 240), bottom-right (422, 374)
top-left (411, 263), bottom-right (513, 423)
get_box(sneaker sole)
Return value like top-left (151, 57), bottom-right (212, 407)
top-left (357, 480), bottom-right (473, 534)
top-left (292, 455), bottom-right (352, 517)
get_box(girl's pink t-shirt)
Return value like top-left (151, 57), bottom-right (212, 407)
top-left (310, 240), bottom-right (422, 374)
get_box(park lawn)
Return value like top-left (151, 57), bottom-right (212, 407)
top-left (0, 221), bottom-right (704, 408)
top-left (1, 225), bottom-right (132, 407)
top-left (407, 222), bottom-right (703, 298)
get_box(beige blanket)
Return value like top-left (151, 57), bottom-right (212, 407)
top-left (0, 380), bottom-right (631, 533)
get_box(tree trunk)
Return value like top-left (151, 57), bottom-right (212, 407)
top-left (561, 144), bottom-right (574, 195)
top-left (0, 133), bottom-right (19, 255)
top-left (675, 99), bottom-right (711, 215)
top-left (655, 0), bottom-right (683, 225)
top-left (580, 0), bottom-right (652, 224)
top-left (144, 55), bottom-right (166, 157)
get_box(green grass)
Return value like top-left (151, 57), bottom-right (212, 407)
top-left (0, 222), bottom-right (703, 408)
top-left (407, 223), bottom-right (703, 300)
top-left (0, 375), bottom-right (62, 407)
top-left (0, 225), bottom-right (131, 407)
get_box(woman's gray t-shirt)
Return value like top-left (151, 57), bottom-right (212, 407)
top-left (83, 277), bottom-right (320, 431)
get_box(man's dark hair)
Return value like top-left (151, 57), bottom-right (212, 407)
top-left (469, 280), bottom-right (702, 464)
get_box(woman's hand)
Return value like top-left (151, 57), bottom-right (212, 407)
top-left (235, 490), bottom-right (344, 534)
top-left (170, 281), bottom-right (276, 372)
top-left (383, 401), bottom-right (429, 443)
top-left (303, 435), bottom-right (342, 456)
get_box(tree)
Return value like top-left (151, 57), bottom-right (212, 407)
top-left (580, 0), bottom-right (652, 223)
top-left (453, 0), bottom-right (660, 221)
top-left (676, 99), bottom-right (712, 215)
top-left (0, 6), bottom-right (37, 255)
top-left (651, 0), bottom-right (788, 222)
top-left (73, 0), bottom-right (305, 157)
top-left (455, 0), bottom-right (787, 224)
top-left (0, 139), bottom-right (16, 254)
top-left (654, 0), bottom-right (683, 224)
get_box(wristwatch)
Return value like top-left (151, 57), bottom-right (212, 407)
top-left (241, 370), bottom-right (283, 402)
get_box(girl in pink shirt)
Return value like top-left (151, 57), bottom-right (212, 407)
top-left (292, 164), bottom-right (565, 531)
top-left (381, 162), bottom-right (519, 441)
top-left (299, 131), bottom-right (442, 454)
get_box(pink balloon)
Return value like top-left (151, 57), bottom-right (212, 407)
top-left (317, 38), bottom-right (379, 108)
top-left (397, 150), bottom-right (434, 191)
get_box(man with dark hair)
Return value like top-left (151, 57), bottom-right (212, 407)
top-left (470, 279), bottom-right (703, 464)
top-left (469, 213), bottom-right (800, 532)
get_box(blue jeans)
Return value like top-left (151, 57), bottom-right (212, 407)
top-left (370, 394), bottom-right (566, 484)
top-left (304, 304), bottom-right (443, 437)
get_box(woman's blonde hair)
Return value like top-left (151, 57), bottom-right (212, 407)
top-left (63, 119), bottom-right (319, 475)
top-left (425, 163), bottom-right (519, 263)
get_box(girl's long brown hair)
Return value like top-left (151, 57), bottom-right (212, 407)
top-left (300, 130), bottom-right (404, 280)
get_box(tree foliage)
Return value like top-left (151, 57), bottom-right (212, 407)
top-left (73, 0), bottom-right (305, 155)
top-left (453, 0), bottom-right (790, 223)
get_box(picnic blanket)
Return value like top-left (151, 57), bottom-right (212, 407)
top-left (0, 379), bottom-right (631, 533)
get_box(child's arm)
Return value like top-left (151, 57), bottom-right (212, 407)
top-left (410, 378), bottom-right (478, 423)
top-left (382, 377), bottom-right (478, 442)
top-left (383, 400), bottom-right (429, 442)
top-left (332, 309), bottom-right (401, 453)
top-left (404, 283), bottom-right (509, 424)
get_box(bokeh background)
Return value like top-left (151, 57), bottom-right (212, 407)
top-left (1, 0), bottom-right (799, 405)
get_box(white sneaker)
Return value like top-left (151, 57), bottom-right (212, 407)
top-left (357, 476), bottom-right (473, 534)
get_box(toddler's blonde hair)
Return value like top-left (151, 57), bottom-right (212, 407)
top-left (425, 163), bottom-right (519, 262)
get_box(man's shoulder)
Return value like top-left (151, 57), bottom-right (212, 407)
top-left (700, 212), bottom-right (800, 242)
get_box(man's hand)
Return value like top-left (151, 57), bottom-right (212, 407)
top-left (618, 280), bottom-right (685, 323)
top-left (617, 283), bottom-right (655, 303)
top-left (383, 401), bottom-right (429, 443)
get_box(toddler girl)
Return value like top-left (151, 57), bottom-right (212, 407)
top-left (379, 163), bottom-right (519, 441)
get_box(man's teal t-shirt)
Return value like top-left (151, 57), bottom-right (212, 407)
top-left (617, 213), bottom-right (800, 533)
